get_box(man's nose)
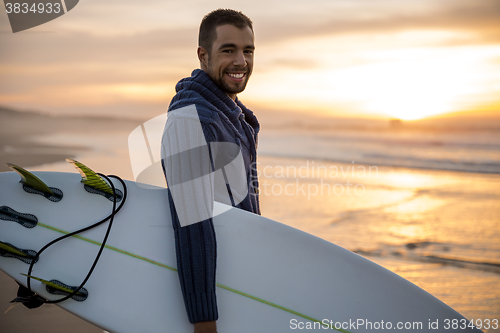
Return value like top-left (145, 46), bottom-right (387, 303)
top-left (233, 51), bottom-right (247, 67)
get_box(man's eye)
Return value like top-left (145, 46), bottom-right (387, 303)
top-left (222, 49), bottom-right (233, 53)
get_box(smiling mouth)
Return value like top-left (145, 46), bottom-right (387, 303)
top-left (227, 72), bottom-right (246, 80)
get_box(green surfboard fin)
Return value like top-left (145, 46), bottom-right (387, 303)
top-left (6, 163), bottom-right (54, 196)
top-left (66, 159), bottom-right (113, 195)
top-left (0, 240), bottom-right (38, 264)
top-left (66, 159), bottom-right (122, 202)
top-left (0, 241), bottom-right (30, 257)
top-left (6, 163), bottom-right (63, 202)
top-left (21, 274), bottom-right (88, 300)
top-left (21, 274), bottom-right (82, 295)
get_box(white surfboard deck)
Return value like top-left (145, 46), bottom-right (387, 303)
top-left (0, 171), bottom-right (481, 332)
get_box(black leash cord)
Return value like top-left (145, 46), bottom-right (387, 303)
top-left (25, 174), bottom-right (128, 304)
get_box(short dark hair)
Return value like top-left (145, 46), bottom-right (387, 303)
top-left (199, 9), bottom-right (253, 55)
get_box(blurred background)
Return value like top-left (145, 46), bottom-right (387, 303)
top-left (1, 0), bottom-right (499, 332)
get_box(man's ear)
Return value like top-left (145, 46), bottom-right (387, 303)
top-left (197, 46), bottom-right (208, 70)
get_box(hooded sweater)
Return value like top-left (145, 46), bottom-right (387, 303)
top-left (161, 69), bottom-right (260, 323)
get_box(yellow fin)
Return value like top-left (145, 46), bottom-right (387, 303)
top-left (66, 159), bottom-right (114, 195)
top-left (6, 163), bottom-right (54, 196)
top-left (0, 241), bottom-right (28, 257)
top-left (20, 274), bottom-right (85, 296)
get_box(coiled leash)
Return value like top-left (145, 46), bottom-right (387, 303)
top-left (11, 172), bottom-right (128, 308)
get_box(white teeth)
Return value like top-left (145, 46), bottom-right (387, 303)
top-left (228, 73), bottom-right (244, 79)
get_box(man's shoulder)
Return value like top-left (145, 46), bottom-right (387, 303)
top-left (168, 102), bottom-right (222, 126)
top-left (166, 104), bottom-right (225, 144)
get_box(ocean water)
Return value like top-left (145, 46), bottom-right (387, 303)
top-left (256, 121), bottom-right (500, 328)
top-left (258, 123), bottom-right (500, 174)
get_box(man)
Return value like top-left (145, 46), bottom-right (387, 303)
top-left (161, 9), bottom-right (259, 333)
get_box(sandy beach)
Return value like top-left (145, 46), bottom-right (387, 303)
top-left (0, 106), bottom-right (499, 332)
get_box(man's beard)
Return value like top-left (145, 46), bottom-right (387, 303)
top-left (207, 60), bottom-right (250, 95)
top-left (215, 74), bottom-right (248, 95)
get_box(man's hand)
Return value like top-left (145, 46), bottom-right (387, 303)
top-left (194, 321), bottom-right (217, 333)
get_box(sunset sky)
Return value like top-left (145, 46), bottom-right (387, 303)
top-left (1, 0), bottom-right (499, 120)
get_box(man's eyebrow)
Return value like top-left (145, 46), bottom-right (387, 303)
top-left (218, 43), bottom-right (255, 50)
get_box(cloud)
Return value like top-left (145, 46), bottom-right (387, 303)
top-left (254, 0), bottom-right (500, 45)
top-left (0, 26), bottom-right (194, 116)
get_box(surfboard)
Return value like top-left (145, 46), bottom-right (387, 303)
top-left (0, 165), bottom-right (482, 332)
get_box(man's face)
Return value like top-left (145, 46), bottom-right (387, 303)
top-left (199, 24), bottom-right (255, 100)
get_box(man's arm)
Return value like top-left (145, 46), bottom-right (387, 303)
top-left (161, 107), bottom-right (219, 328)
